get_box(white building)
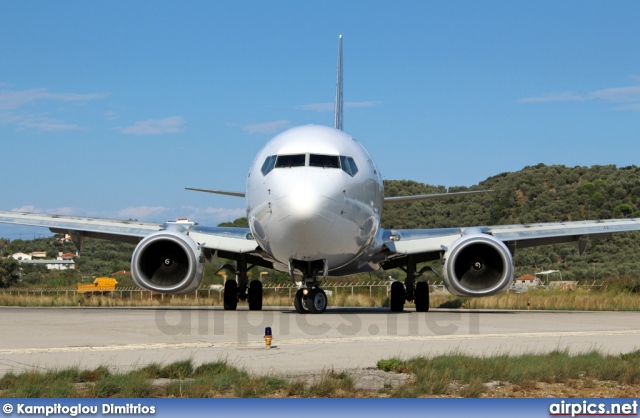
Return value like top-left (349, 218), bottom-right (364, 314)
top-left (16, 259), bottom-right (75, 271)
top-left (11, 252), bottom-right (32, 261)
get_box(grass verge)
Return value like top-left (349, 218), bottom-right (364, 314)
top-left (378, 349), bottom-right (640, 397)
top-left (1, 351), bottom-right (639, 398)
top-left (1, 288), bottom-right (638, 311)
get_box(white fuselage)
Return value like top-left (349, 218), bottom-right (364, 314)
top-left (246, 125), bottom-right (384, 275)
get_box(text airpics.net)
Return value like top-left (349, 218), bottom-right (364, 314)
top-left (549, 400), bottom-right (638, 417)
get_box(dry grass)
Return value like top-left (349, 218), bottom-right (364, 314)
top-left (1, 287), bottom-right (638, 311)
top-left (462, 289), bottom-right (640, 311)
top-left (2, 352), bottom-right (640, 398)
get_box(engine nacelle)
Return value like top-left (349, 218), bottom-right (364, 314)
top-left (131, 230), bottom-right (205, 294)
top-left (442, 233), bottom-right (514, 297)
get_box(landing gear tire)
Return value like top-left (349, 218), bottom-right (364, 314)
top-left (248, 280), bottom-right (263, 311)
top-left (294, 288), bottom-right (309, 314)
top-left (306, 288), bottom-right (327, 314)
top-left (390, 281), bottom-right (405, 313)
top-left (414, 281), bottom-right (430, 312)
top-left (223, 280), bottom-right (238, 310)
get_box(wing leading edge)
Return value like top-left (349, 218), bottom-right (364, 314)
top-left (0, 210), bottom-right (258, 255)
top-left (382, 218), bottom-right (640, 257)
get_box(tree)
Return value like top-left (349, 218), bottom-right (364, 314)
top-left (0, 258), bottom-right (20, 288)
top-left (217, 217), bottom-right (249, 228)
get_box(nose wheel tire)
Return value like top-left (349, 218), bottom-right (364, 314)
top-left (294, 288), bottom-right (309, 314)
top-left (414, 281), bottom-right (430, 312)
top-left (390, 281), bottom-right (405, 312)
top-left (248, 280), bottom-right (263, 311)
top-left (223, 280), bottom-right (238, 310)
top-left (306, 288), bottom-right (327, 314)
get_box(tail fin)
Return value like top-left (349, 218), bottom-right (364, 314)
top-left (333, 35), bottom-right (343, 131)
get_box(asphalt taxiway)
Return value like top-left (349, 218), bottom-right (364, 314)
top-left (1, 307), bottom-right (639, 375)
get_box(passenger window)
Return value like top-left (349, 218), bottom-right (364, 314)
top-left (340, 156), bottom-right (358, 177)
top-left (309, 154), bottom-right (340, 168)
top-left (261, 155), bottom-right (276, 176)
top-left (275, 154), bottom-right (306, 168)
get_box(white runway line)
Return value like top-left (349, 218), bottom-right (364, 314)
top-left (2, 329), bottom-right (639, 356)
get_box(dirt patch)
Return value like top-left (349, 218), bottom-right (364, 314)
top-left (284, 367), bottom-right (414, 392)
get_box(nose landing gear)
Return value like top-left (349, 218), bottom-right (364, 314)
top-left (291, 260), bottom-right (329, 314)
top-left (294, 287), bottom-right (327, 314)
top-left (307, 288), bottom-right (328, 313)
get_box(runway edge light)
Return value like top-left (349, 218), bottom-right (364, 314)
top-left (264, 327), bottom-right (272, 348)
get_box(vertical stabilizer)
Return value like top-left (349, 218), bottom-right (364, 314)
top-left (333, 35), bottom-right (343, 131)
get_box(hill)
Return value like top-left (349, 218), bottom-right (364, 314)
top-left (383, 163), bottom-right (640, 282)
top-left (2, 163), bottom-right (640, 285)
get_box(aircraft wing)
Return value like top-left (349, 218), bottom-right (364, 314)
top-left (0, 210), bottom-right (258, 254)
top-left (383, 189), bottom-right (493, 204)
top-left (383, 218), bottom-right (640, 256)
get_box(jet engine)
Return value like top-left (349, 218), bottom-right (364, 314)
top-left (442, 233), bottom-right (514, 297)
top-left (131, 230), bottom-right (205, 294)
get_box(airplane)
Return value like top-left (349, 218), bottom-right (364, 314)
top-left (3, 35), bottom-right (640, 314)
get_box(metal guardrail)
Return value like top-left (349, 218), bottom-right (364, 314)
top-left (0, 282), bottom-right (402, 299)
top-left (0, 280), bottom-right (611, 299)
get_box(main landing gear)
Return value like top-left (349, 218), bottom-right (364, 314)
top-left (390, 280), bottom-right (431, 312)
top-left (221, 255), bottom-right (263, 311)
top-left (389, 255), bottom-right (438, 313)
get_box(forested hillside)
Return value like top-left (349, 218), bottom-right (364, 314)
top-left (383, 163), bottom-right (640, 281)
top-left (2, 163), bottom-right (640, 284)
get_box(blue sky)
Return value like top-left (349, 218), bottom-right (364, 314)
top-left (1, 1), bottom-right (640, 239)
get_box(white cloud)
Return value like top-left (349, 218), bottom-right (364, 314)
top-left (178, 206), bottom-right (246, 223)
top-left (346, 101), bottom-right (382, 108)
top-left (589, 86), bottom-right (640, 102)
top-left (518, 92), bottom-right (585, 103)
top-left (117, 206), bottom-right (168, 220)
top-left (120, 116), bottom-right (185, 136)
top-left (520, 84), bottom-right (640, 110)
top-left (9, 206), bottom-right (81, 216)
top-left (0, 88), bottom-right (108, 111)
top-left (7, 204), bottom-right (246, 226)
top-left (242, 120), bottom-right (291, 134)
top-left (297, 101), bottom-right (382, 112)
top-left (11, 205), bottom-right (41, 213)
top-left (118, 206), bottom-right (168, 220)
top-left (104, 111), bottom-right (120, 120)
top-left (0, 87), bottom-right (107, 132)
top-left (46, 207), bottom-right (81, 216)
top-left (17, 115), bottom-right (86, 132)
top-left (297, 103), bottom-right (334, 111)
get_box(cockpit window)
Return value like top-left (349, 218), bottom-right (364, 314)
top-left (275, 154), bottom-right (306, 168)
top-left (309, 154), bottom-right (340, 169)
top-left (340, 156), bottom-right (359, 176)
top-left (261, 155), bottom-right (277, 176)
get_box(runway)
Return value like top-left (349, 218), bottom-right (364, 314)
top-left (1, 307), bottom-right (639, 376)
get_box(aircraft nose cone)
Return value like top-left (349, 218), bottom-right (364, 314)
top-left (289, 188), bottom-right (320, 221)
top-left (279, 188), bottom-right (335, 244)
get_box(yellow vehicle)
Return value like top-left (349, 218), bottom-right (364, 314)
top-left (77, 277), bottom-right (118, 296)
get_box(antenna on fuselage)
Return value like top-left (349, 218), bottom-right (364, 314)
top-left (333, 35), bottom-right (343, 131)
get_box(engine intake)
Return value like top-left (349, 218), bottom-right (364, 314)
top-left (131, 230), bottom-right (204, 294)
top-left (442, 233), bottom-right (514, 297)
